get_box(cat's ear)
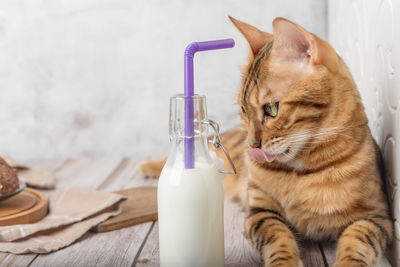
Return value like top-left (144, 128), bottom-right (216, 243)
top-left (271, 17), bottom-right (338, 71)
top-left (229, 16), bottom-right (273, 57)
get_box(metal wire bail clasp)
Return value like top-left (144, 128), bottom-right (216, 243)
top-left (202, 120), bottom-right (237, 175)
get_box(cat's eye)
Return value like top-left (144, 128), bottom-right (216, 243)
top-left (264, 103), bottom-right (279, 118)
top-left (241, 106), bottom-right (247, 116)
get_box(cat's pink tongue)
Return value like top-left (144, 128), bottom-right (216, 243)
top-left (247, 148), bottom-right (276, 163)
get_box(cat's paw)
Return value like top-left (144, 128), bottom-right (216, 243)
top-left (136, 158), bottom-right (166, 178)
top-left (332, 260), bottom-right (368, 267)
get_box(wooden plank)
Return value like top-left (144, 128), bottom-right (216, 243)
top-left (93, 186), bottom-right (157, 233)
top-left (321, 241), bottom-right (336, 266)
top-left (136, 199), bottom-right (263, 267)
top-left (53, 157), bottom-right (122, 190)
top-left (134, 221), bottom-right (159, 267)
top-left (298, 240), bottom-right (326, 267)
top-left (0, 158), bottom-right (68, 267)
top-left (23, 158), bottom-right (66, 173)
top-left (0, 254), bottom-right (36, 267)
top-left (97, 158), bottom-right (158, 191)
top-left (224, 200), bottom-right (262, 267)
top-left (30, 221), bottom-right (154, 267)
top-left (30, 158), bottom-right (159, 267)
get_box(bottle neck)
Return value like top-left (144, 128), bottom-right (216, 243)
top-left (167, 131), bottom-right (213, 169)
top-left (168, 94), bottom-right (212, 169)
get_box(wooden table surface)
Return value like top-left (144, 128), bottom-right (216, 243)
top-left (0, 157), bottom-right (352, 266)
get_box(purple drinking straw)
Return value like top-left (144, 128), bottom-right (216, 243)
top-left (184, 39), bottom-right (235, 168)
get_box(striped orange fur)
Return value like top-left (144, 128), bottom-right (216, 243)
top-left (138, 17), bottom-right (393, 267)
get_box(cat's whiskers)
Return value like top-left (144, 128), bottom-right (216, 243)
top-left (270, 126), bottom-right (358, 156)
top-left (285, 127), bottom-right (355, 143)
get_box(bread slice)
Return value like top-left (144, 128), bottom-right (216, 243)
top-left (0, 157), bottom-right (19, 195)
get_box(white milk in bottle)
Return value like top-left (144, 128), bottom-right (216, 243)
top-left (158, 94), bottom-right (232, 267)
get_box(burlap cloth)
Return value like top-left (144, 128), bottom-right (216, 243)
top-left (1, 155), bottom-right (55, 189)
top-left (0, 187), bottom-right (125, 254)
top-left (0, 157), bottom-right (126, 254)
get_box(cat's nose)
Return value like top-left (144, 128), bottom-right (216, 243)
top-left (249, 140), bottom-right (261, 148)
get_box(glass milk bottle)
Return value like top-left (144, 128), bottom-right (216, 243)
top-left (158, 94), bottom-right (235, 267)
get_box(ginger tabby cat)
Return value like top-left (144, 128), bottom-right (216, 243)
top-left (139, 17), bottom-right (393, 267)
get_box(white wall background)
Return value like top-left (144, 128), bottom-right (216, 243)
top-left (329, 0), bottom-right (400, 265)
top-left (0, 0), bottom-right (326, 160)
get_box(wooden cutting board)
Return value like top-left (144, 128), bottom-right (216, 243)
top-left (0, 188), bottom-right (48, 226)
top-left (92, 186), bottom-right (157, 233)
